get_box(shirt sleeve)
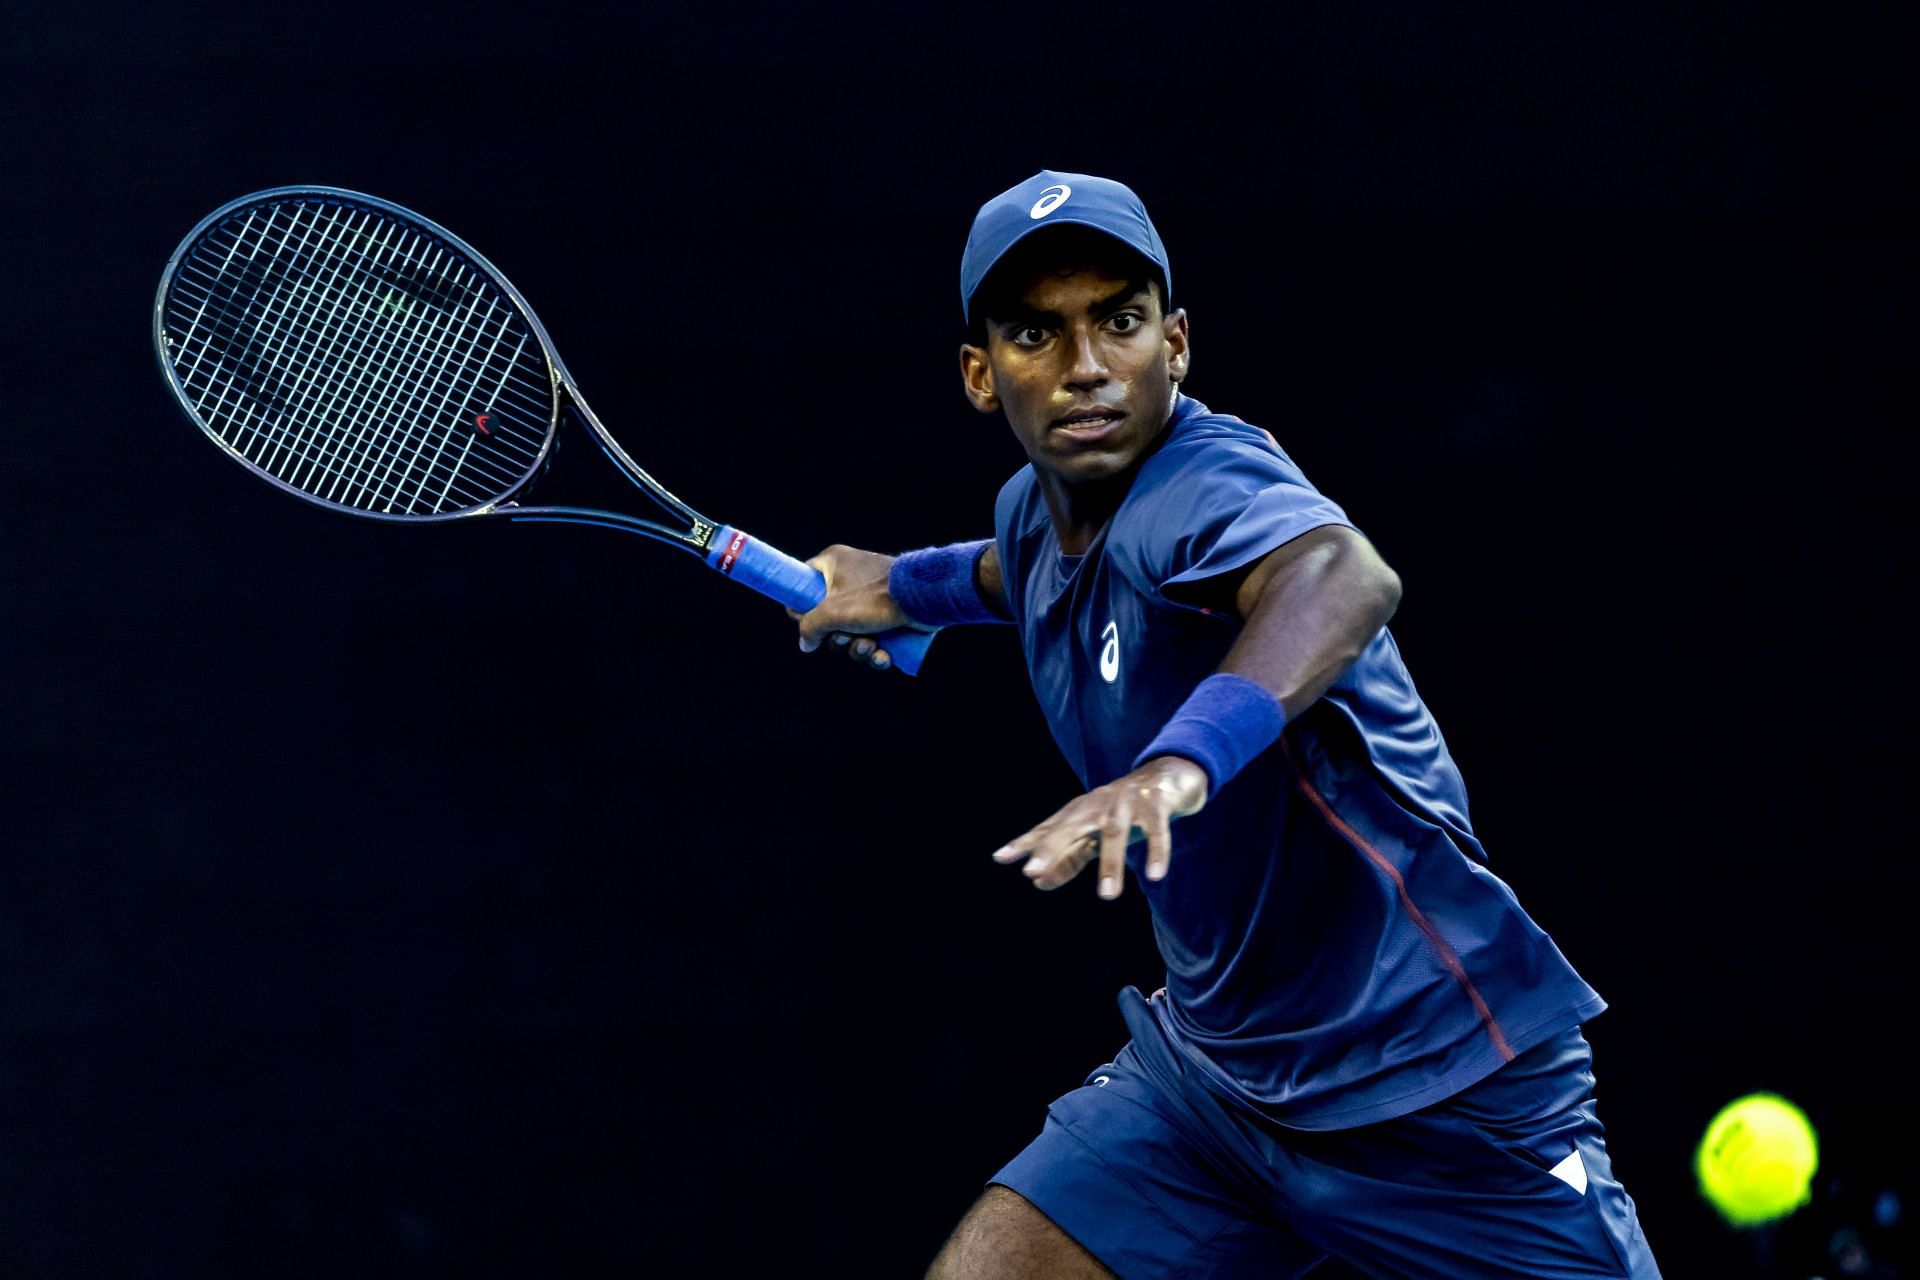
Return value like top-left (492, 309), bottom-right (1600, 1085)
top-left (1125, 434), bottom-right (1355, 605)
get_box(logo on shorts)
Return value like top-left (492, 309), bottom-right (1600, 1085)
top-left (1029, 184), bottom-right (1071, 219)
top-left (1099, 619), bottom-right (1120, 683)
top-left (1548, 1149), bottom-right (1589, 1195)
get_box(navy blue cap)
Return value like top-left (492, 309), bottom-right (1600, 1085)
top-left (960, 170), bottom-right (1170, 323)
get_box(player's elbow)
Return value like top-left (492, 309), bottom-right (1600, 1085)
top-left (1369, 558), bottom-right (1403, 629)
top-left (1334, 533), bottom-right (1401, 633)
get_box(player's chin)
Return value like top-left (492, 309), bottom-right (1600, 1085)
top-left (1047, 446), bottom-right (1136, 483)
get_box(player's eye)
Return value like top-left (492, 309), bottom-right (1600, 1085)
top-left (1011, 325), bottom-right (1049, 348)
top-left (1108, 312), bottom-right (1143, 334)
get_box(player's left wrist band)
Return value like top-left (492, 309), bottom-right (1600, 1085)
top-left (889, 540), bottom-right (1010, 627)
top-left (1133, 673), bottom-right (1289, 794)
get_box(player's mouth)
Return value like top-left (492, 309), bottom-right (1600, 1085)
top-left (1052, 406), bottom-right (1125, 443)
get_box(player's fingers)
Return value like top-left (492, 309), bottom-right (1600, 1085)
top-left (992, 820), bottom-right (1046, 864)
top-left (798, 626), bottom-right (851, 654)
top-left (1021, 821), bottom-right (1068, 878)
top-left (796, 588), bottom-right (869, 648)
top-left (1031, 824), bottom-right (1099, 890)
top-left (1097, 803), bottom-right (1129, 900)
top-left (850, 637), bottom-right (875, 661)
top-left (797, 606), bottom-right (845, 646)
top-left (800, 600), bottom-right (886, 646)
top-left (1140, 790), bottom-right (1174, 881)
top-left (791, 553), bottom-right (839, 642)
top-left (869, 648), bottom-right (891, 670)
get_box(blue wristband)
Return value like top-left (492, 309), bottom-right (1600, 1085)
top-left (888, 540), bottom-right (1008, 627)
top-left (1133, 673), bottom-right (1289, 793)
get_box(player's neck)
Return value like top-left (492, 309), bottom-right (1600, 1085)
top-left (1035, 404), bottom-right (1177, 554)
top-left (1037, 477), bottom-right (1114, 555)
top-left (1039, 459), bottom-right (1155, 554)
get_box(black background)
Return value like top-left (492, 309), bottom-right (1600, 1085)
top-left (2, 2), bottom-right (1910, 1275)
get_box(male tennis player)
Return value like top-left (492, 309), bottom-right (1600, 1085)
top-left (795, 172), bottom-right (1660, 1279)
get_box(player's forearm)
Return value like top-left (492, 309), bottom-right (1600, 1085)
top-left (1133, 530), bottom-right (1397, 794)
top-left (1218, 529), bottom-right (1402, 714)
top-left (974, 541), bottom-right (1010, 617)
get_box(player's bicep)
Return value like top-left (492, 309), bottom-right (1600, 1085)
top-left (1226, 526), bottom-right (1392, 620)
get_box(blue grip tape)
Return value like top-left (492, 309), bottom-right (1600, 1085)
top-left (707, 525), bottom-right (934, 676)
top-left (706, 525), bottom-right (827, 612)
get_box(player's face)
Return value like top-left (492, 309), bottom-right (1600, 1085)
top-left (961, 265), bottom-right (1190, 486)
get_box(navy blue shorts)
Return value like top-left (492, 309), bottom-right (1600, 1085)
top-left (991, 988), bottom-right (1660, 1280)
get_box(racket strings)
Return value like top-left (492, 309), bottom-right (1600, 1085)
top-left (169, 207), bottom-right (535, 513)
top-left (171, 201), bottom-right (542, 510)
top-left (163, 197), bottom-right (554, 515)
top-left (170, 208), bottom-right (481, 505)
top-left (170, 208), bottom-right (502, 509)
top-left (178, 201), bottom-right (545, 509)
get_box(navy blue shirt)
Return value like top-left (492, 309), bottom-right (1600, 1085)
top-left (993, 393), bottom-right (1605, 1130)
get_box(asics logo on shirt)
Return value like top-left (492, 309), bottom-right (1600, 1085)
top-left (1100, 619), bottom-right (1120, 683)
top-left (1029, 184), bottom-right (1071, 219)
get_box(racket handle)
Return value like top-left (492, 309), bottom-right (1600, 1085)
top-left (705, 526), bottom-right (935, 676)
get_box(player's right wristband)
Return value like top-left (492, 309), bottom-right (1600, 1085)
top-left (1133, 673), bottom-right (1289, 793)
top-left (888, 540), bottom-right (1009, 627)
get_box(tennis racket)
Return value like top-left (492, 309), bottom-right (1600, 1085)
top-left (153, 186), bottom-right (933, 674)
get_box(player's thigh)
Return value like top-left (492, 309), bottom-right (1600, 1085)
top-left (925, 1185), bottom-right (1117, 1280)
top-left (978, 1043), bottom-right (1326, 1280)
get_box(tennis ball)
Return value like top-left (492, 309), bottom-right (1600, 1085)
top-left (1695, 1093), bottom-right (1819, 1227)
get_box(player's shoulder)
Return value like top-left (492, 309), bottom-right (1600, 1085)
top-left (1100, 396), bottom-right (1347, 591)
top-left (1133, 395), bottom-right (1314, 499)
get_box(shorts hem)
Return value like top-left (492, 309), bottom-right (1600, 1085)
top-left (990, 1117), bottom-right (1229, 1280)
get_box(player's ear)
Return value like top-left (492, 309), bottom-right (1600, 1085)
top-left (1164, 307), bottom-right (1191, 383)
top-left (958, 342), bottom-right (999, 413)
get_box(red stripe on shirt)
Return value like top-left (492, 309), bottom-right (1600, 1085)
top-left (1279, 737), bottom-right (1515, 1063)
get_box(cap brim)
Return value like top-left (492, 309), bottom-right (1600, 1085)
top-left (965, 217), bottom-right (1168, 324)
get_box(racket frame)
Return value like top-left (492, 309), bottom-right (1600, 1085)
top-left (153, 185), bottom-right (718, 554)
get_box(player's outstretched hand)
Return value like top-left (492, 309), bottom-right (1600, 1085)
top-left (791, 544), bottom-right (937, 672)
top-left (992, 756), bottom-right (1209, 900)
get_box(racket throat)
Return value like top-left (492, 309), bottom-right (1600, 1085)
top-left (561, 401), bottom-right (707, 533)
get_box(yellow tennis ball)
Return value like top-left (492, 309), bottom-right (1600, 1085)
top-left (1695, 1093), bottom-right (1819, 1227)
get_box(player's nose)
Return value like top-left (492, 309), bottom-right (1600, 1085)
top-left (1062, 326), bottom-right (1109, 389)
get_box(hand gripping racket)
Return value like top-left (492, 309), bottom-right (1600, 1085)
top-left (153, 186), bottom-right (933, 674)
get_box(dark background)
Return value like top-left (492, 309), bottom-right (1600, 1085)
top-left (2, 2), bottom-right (1909, 1275)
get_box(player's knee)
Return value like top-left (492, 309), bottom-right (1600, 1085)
top-left (925, 1185), bottom-right (1116, 1280)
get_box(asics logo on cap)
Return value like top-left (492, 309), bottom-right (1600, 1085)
top-left (1029, 184), bottom-right (1071, 219)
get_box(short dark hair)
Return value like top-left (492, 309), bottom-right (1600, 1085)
top-left (967, 225), bottom-right (1169, 347)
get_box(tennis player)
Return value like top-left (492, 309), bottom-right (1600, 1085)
top-left (795, 172), bottom-right (1660, 1279)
